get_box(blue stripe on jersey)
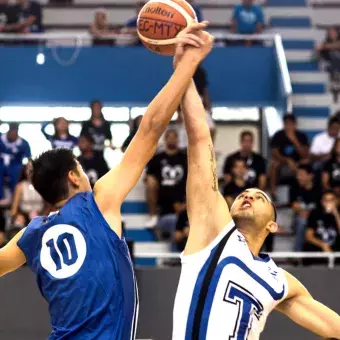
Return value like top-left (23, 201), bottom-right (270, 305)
top-left (184, 244), bottom-right (219, 340)
top-left (199, 256), bottom-right (285, 339)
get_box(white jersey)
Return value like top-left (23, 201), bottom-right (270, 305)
top-left (173, 221), bottom-right (288, 340)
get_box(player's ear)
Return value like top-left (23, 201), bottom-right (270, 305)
top-left (266, 221), bottom-right (278, 234)
top-left (68, 170), bottom-right (80, 188)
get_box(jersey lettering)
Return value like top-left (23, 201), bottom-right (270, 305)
top-left (224, 281), bottom-right (263, 340)
top-left (40, 224), bottom-right (87, 279)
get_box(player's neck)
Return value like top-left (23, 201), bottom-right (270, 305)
top-left (55, 191), bottom-right (78, 209)
top-left (237, 226), bottom-right (265, 256)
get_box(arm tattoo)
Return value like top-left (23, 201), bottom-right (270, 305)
top-left (209, 144), bottom-right (218, 192)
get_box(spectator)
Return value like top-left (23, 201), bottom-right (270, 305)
top-left (316, 27), bottom-right (340, 101)
top-left (90, 8), bottom-right (116, 46)
top-left (186, 0), bottom-right (203, 22)
top-left (174, 209), bottom-right (189, 252)
top-left (0, 0), bottom-right (22, 34)
top-left (268, 114), bottom-right (309, 198)
top-left (223, 158), bottom-right (251, 207)
top-left (1, 123), bottom-right (31, 191)
top-left (305, 190), bottom-right (340, 258)
top-left (122, 1), bottom-right (145, 45)
top-left (290, 164), bottom-right (320, 251)
top-left (121, 115), bottom-right (143, 152)
top-left (41, 117), bottom-right (78, 150)
top-left (322, 138), bottom-right (340, 196)
top-left (81, 100), bottom-right (112, 155)
top-left (310, 116), bottom-right (340, 164)
top-left (223, 130), bottom-right (266, 190)
top-left (145, 129), bottom-right (187, 236)
top-left (231, 0), bottom-right (264, 36)
top-left (17, 0), bottom-right (42, 33)
top-left (10, 162), bottom-right (44, 222)
top-left (77, 134), bottom-right (109, 188)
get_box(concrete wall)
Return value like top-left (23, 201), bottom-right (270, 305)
top-left (0, 267), bottom-right (339, 340)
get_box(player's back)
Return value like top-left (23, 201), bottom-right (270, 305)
top-left (173, 222), bottom-right (288, 340)
top-left (17, 191), bottom-right (138, 340)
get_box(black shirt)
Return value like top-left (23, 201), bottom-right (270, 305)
top-left (223, 180), bottom-right (251, 200)
top-left (289, 182), bottom-right (320, 211)
top-left (323, 158), bottom-right (340, 188)
top-left (223, 151), bottom-right (266, 187)
top-left (81, 120), bottom-right (112, 153)
top-left (0, 4), bottom-right (20, 29)
top-left (146, 150), bottom-right (187, 215)
top-left (271, 129), bottom-right (309, 161)
top-left (306, 208), bottom-right (340, 250)
top-left (78, 153), bottom-right (109, 187)
top-left (175, 210), bottom-right (189, 252)
top-left (20, 1), bottom-right (42, 32)
top-left (193, 66), bottom-right (208, 97)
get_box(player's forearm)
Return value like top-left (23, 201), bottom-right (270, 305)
top-left (140, 54), bottom-right (201, 141)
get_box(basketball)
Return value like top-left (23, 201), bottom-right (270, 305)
top-left (137, 0), bottom-right (197, 56)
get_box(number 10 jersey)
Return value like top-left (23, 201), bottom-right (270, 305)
top-left (173, 221), bottom-right (288, 340)
top-left (17, 191), bottom-right (138, 340)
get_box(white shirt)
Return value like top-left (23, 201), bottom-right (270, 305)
top-left (173, 222), bottom-right (288, 340)
top-left (310, 132), bottom-right (336, 156)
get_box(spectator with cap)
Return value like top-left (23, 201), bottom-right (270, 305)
top-left (223, 130), bottom-right (266, 191)
top-left (268, 114), bottom-right (309, 199)
top-left (310, 116), bottom-right (340, 164)
top-left (41, 117), bottom-right (78, 150)
top-left (290, 164), bottom-right (320, 252)
top-left (0, 123), bottom-right (31, 191)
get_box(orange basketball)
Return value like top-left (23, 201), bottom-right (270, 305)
top-left (137, 0), bottom-right (197, 56)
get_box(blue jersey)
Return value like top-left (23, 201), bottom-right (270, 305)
top-left (17, 191), bottom-right (138, 340)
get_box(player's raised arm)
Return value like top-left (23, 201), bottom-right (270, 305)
top-left (94, 23), bottom-right (211, 214)
top-left (276, 271), bottom-right (340, 338)
top-left (179, 54), bottom-right (232, 254)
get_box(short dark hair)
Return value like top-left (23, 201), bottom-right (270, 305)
top-left (31, 149), bottom-right (78, 205)
top-left (240, 130), bottom-right (253, 141)
top-left (232, 157), bottom-right (246, 168)
top-left (79, 133), bottom-right (94, 144)
top-left (328, 116), bottom-right (340, 128)
top-left (322, 189), bottom-right (336, 198)
top-left (297, 164), bottom-right (313, 174)
top-left (283, 114), bottom-right (296, 123)
top-left (9, 122), bottom-right (19, 131)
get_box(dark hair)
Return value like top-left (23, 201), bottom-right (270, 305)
top-left (232, 157), bottom-right (246, 168)
top-left (322, 189), bottom-right (336, 198)
top-left (165, 129), bottom-right (178, 139)
top-left (18, 163), bottom-right (30, 182)
top-left (297, 164), bottom-right (313, 174)
top-left (9, 122), bottom-right (19, 131)
top-left (240, 130), bottom-right (253, 141)
top-left (271, 201), bottom-right (277, 222)
top-left (283, 114), bottom-right (296, 123)
top-left (31, 149), bottom-right (78, 205)
top-left (330, 138), bottom-right (340, 160)
top-left (79, 133), bottom-right (94, 144)
top-left (328, 116), bottom-right (340, 128)
top-left (54, 117), bottom-right (70, 139)
top-left (90, 100), bottom-right (104, 119)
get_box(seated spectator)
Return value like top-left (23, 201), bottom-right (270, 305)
top-left (1, 123), bottom-right (31, 191)
top-left (17, 0), bottom-right (42, 33)
top-left (322, 138), bottom-right (340, 197)
top-left (122, 115), bottom-right (143, 152)
top-left (186, 0), bottom-right (203, 22)
top-left (231, 0), bottom-right (264, 39)
top-left (316, 28), bottom-right (340, 101)
top-left (122, 1), bottom-right (145, 45)
top-left (290, 164), bottom-right (320, 251)
top-left (223, 158), bottom-right (251, 207)
top-left (0, 0), bottom-right (22, 34)
top-left (310, 116), bottom-right (340, 164)
top-left (268, 114), bottom-right (309, 199)
top-left (77, 134), bottom-right (109, 188)
top-left (174, 209), bottom-right (189, 252)
top-left (223, 130), bottom-right (266, 190)
top-left (90, 8), bottom-right (116, 46)
top-left (304, 190), bottom-right (340, 261)
top-left (10, 162), bottom-right (44, 222)
top-left (41, 117), bottom-right (78, 150)
top-left (81, 100), bottom-right (112, 156)
top-left (145, 129), bottom-right (187, 237)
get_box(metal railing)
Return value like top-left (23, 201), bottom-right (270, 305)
top-left (134, 252), bottom-right (340, 269)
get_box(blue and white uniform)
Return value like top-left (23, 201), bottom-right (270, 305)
top-left (17, 191), bottom-right (138, 340)
top-left (173, 221), bottom-right (288, 340)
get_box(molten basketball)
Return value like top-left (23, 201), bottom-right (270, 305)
top-left (137, 0), bottom-right (197, 56)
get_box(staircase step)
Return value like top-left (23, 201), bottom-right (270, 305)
top-left (288, 62), bottom-right (318, 72)
top-left (283, 39), bottom-right (314, 50)
top-left (267, 8), bottom-right (312, 18)
top-left (293, 106), bottom-right (330, 118)
top-left (298, 117), bottom-right (328, 131)
top-left (290, 71), bottom-right (328, 83)
top-left (293, 93), bottom-right (331, 106)
top-left (270, 17), bottom-right (311, 28)
top-left (285, 50), bottom-right (313, 62)
top-left (269, 28), bottom-right (316, 39)
top-left (292, 83), bottom-right (325, 94)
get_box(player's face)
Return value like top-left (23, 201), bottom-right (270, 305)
top-left (230, 189), bottom-right (273, 225)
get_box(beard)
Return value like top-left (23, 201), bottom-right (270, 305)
top-left (232, 209), bottom-right (255, 224)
